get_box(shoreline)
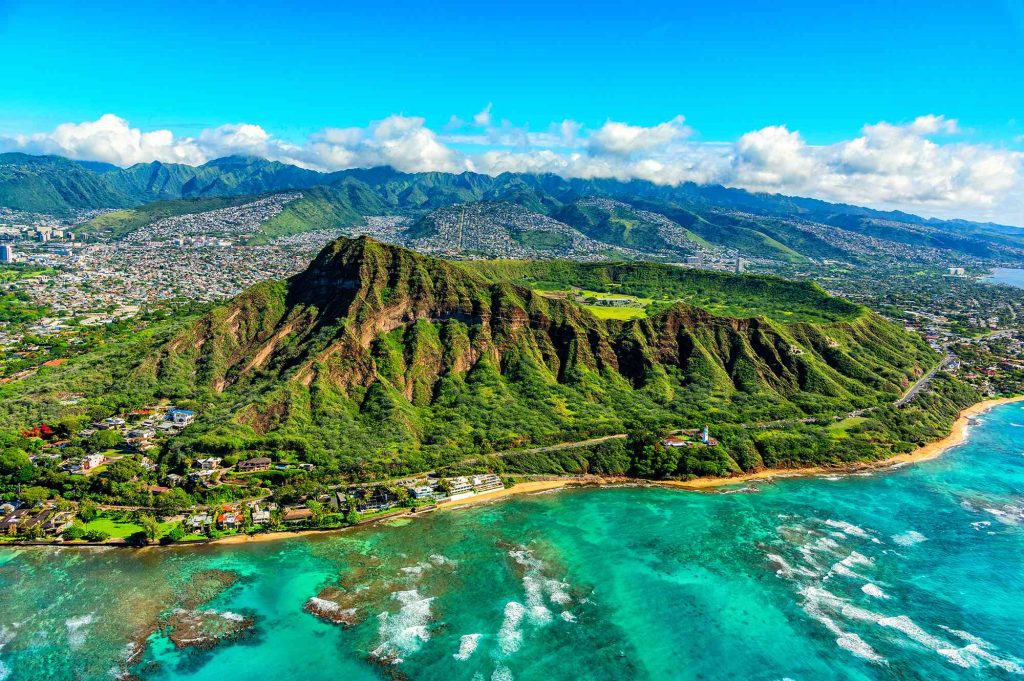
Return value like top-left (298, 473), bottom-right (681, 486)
top-left (661, 394), bottom-right (1024, 490)
top-left (7, 395), bottom-right (1023, 549)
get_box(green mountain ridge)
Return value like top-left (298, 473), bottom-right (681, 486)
top-left (3, 153), bottom-right (1022, 266)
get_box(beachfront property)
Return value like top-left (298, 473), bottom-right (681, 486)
top-left (282, 508), bottom-right (313, 524)
top-left (0, 504), bottom-right (74, 537)
top-left (216, 505), bottom-right (244, 530)
top-left (249, 502), bottom-right (271, 525)
top-left (401, 472), bottom-right (506, 502)
top-left (410, 485), bottom-right (438, 500)
top-left (186, 512), bottom-right (213, 533)
top-left (471, 473), bottom-right (503, 492)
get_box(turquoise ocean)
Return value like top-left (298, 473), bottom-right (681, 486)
top-left (2, 403), bottom-right (1024, 680)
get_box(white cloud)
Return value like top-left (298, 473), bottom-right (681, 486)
top-left (1, 112), bottom-right (1021, 224)
top-left (473, 103), bottom-right (493, 127)
top-left (3, 114), bottom-right (206, 166)
top-left (589, 115), bottom-right (690, 156)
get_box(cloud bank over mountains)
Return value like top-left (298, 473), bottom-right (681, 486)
top-left (2, 110), bottom-right (1021, 224)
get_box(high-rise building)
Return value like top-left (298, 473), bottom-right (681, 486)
top-left (735, 257), bottom-right (745, 274)
top-left (0, 244), bottom-right (14, 263)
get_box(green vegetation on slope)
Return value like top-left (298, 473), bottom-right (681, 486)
top-left (0, 238), bottom-right (946, 499)
top-left (463, 259), bottom-right (860, 324)
top-left (253, 184), bottom-right (378, 242)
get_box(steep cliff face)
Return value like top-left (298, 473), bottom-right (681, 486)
top-left (151, 237), bottom-right (932, 449)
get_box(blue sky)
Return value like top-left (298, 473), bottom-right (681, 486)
top-left (0, 0), bottom-right (1022, 224)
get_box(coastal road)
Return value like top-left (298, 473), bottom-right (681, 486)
top-left (895, 353), bottom-right (954, 408)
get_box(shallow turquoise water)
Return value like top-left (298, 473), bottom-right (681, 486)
top-left (3, 405), bottom-right (1024, 680)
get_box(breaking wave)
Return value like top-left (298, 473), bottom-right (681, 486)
top-left (498, 601), bottom-right (525, 656)
top-left (370, 590), bottom-right (433, 664)
top-left (453, 633), bottom-right (481, 661)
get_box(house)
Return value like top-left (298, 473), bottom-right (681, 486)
top-left (471, 474), bottom-right (503, 492)
top-left (169, 409), bottom-right (195, 426)
top-left (236, 456), bottom-right (272, 472)
top-left (249, 502), bottom-right (271, 524)
top-left (44, 510), bottom-right (74, 534)
top-left (661, 436), bottom-right (689, 448)
top-left (188, 469), bottom-right (217, 483)
top-left (0, 509), bottom-right (31, 534)
top-left (355, 486), bottom-right (399, 512)
top-left (216, 506), bottom-right (243, 530)
top-left (448, 477), bottom-right (473, 497)
top-left (282, 508), bottom-right (313, 524)
top-left (411, 485), bottom-right (437, 500)
top-left (165, 473), bottom-right (184, 487)
top-left (80, 453), bottom-right (105, 472)
top-left (185, 513), bottom-right (213, 532)
top-left (195, 457), bottom-right (221, 470)
top-left (19, 508), bottom-right (55, 533)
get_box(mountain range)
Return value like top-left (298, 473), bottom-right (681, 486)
top-left (3, 152), bottom-right (1024, 265)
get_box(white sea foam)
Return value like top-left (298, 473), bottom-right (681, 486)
top-left (891, 530), bottom-right (927, 546)
top-left (560, 611), bottom-right (576, 623)
top-left (453, 633), bottom-right (481, 661)
top-left (508, 547), bottom-right (573, 623)
top-left (370, 589), bottom-right (433, 663)
top-left (766, 553), bottom-right (817, 579)
top-left (65, 614), bottom-right (94, 650)
top-left (836, 632), bottom-right (886, 663)
top-left (938, 627), bottom-right (1024, 674)
top-left (861, 583), bottom-right (889, 599)
top-left (307, 597), bottom-right (339, 613)
top-left (498, 602), bottom-right (526, 656)
top-left (878, 616), bottom-right (971, 668)
top-left (0, 660), bottom-right (9, 681)
top-left (546, 579), bottom-right (572, 605)
top-left (491, 664), bottom-right (514, 681)
top-left (829, 552), bottom-right (873, 580)
top-left (799, 589), bottom-right (885, 664)
top-left (825, 519), bottom-right (881, 543)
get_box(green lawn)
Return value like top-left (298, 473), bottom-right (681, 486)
top-left (83, 514), bottom-right (176, 539)
top-left (583, 305), bottom-right (648, 320)
top-left (827, 416), bottom-right (867, 438)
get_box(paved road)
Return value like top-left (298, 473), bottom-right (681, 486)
top-left (895, 353), bottom-right (954, 408)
